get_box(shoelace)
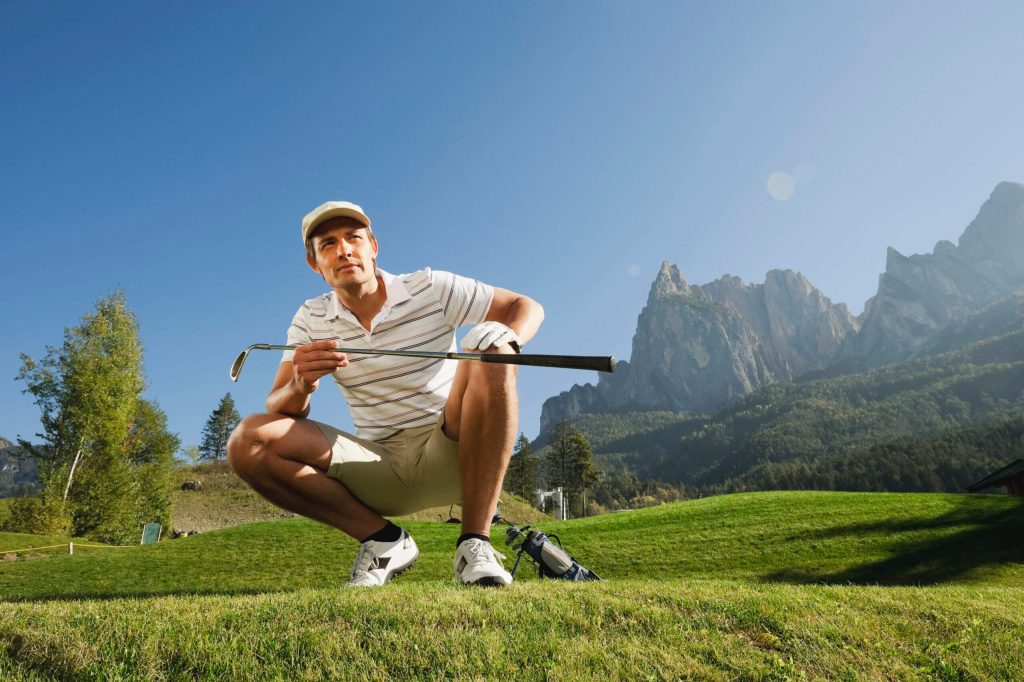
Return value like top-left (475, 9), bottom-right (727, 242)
top-left (466, 541), bottom-right (506, 566)
top-left (351, 543), bottom-right (375, 579)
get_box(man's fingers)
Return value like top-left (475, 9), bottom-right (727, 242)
top-left (299, 355), bottom-right (348, 371)
top-left (303, 340), bottom-right (340, 351)
top-left (295, 342), bottom-right (347, 363)
top-left (474, 328), bottom-right (513, 350)
top-left (484, 329), bottom-right (512, 349)
top-left (462, 321), bottom-right (521, 352)
top-left (301, 350), bottom-right (348, 363)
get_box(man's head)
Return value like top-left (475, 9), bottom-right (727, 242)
top-left (302, 201), bottom-right (379, 289)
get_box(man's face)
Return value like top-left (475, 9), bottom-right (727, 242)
top-left (307, 218), bottom-right (379, 289)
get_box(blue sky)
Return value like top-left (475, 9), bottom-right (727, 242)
top-left (2, 1), bottom-right (1023, 449)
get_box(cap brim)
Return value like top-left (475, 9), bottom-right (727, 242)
top-left (303, 207), bottom-right (371, 241)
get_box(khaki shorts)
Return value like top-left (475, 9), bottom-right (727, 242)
top-left (313, 413), bottom-right (462, 517)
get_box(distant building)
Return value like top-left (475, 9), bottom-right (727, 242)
top-left (535, 487), bottom-right (567, 520)
top-left (966, 459), bottom-right (1024, 497)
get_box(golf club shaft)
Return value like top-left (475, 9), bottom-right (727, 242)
top-left (247, 344), bottom-right (616, 373)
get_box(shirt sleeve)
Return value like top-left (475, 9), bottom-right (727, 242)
top-left (281, 305), bottom-right (312, 363)
top-left (429, 269), bottom-right (494, 329)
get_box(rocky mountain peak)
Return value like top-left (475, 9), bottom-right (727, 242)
top-left (845, 181), bottom-right (1024, 367)
top-left (765, 269), bottom-right (816, 298)
top-left (649, 261), bottom-right (691, 301)
top-left (957, 181), bottom-right (1024, 270)
top-left (541, 261), bottom-right (857, 431)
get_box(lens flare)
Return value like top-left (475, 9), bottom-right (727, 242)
top-left (767, 171), bottom-right (795, 201)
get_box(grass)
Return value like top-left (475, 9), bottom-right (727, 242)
top-left (2, 491), bottom-right (1023, 679)
top-left (3, 582), bottom-right (1021, 680)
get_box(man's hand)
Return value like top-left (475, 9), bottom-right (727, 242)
top-left (291, 340), bottom-right (349, 392)
top-left (462, 321), bottom-right (521, 353)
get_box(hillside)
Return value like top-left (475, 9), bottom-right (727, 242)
top-left (171, 461), bottom-right (295, 532)
top-left (561, 327), bottom-right (1024, 490)
top-left (172, 460), bottom-right (549, 533)
top-left (729, 413), bottom-right (1024, 493)
top-left (670, 327), bottom-right (1024, 487)
top-left (1, 491), bottom-right (1022, 679)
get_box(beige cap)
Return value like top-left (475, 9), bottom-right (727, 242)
top-left (301, 201), bottom-right (371, 242)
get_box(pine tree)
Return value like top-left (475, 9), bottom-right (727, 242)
top-left (545, 421), bottom-right (575, 491)
top-left (544, 421), bottom-right (601, 517)
top-left (199, 393), bottom-right (241, 461)
top-left (504, 433), bottom-right (538, 503)
top-left (567, 429), bottom-right (600, 516)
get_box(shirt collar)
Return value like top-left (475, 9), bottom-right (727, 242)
top-left (326, 268), bottom-right (411, 321)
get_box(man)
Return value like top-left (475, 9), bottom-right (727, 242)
top-left (227, 201), bottom-right (544, 587)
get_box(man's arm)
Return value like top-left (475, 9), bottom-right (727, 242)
top-left (484, 287), bottom-right (544, 347)
top-left (267, 340), bottom-right (350, 416)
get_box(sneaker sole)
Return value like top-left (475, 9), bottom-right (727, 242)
top-left (383, 552), bottom-right (420, 584)
top-left (456, 576), bottom-right (511, 587)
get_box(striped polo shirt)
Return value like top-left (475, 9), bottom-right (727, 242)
top-left (282, 268), bottom-right (494, 441)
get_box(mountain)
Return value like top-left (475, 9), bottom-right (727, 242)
top-left (540, 264), bottom-right (857, 432)
top-left (541, 182), bottom-right (1024, 436)
top-left (844, 181), bottom-right (1024, 366)
top-left (662, 327), bottom-right (1024, 487)
top-left (555, 326), bottom-right (1024, 493)
top-left (0, 436), bottom-right (40, 498)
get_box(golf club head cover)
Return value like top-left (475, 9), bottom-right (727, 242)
top-left (461, 321), bottom-right (521, 352)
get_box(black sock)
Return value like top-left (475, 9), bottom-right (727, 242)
top-left (361, 521), bottom-right (403, 544)
top-left (457, 532), bottom-right (490, 548)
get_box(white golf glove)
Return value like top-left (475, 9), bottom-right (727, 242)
top-left (462, 321), bottom-right (521, 352)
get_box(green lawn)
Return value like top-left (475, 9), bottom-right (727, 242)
top-left (2, 491), bottom-right (1022, 679)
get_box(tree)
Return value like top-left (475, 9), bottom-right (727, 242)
top-left (13, 291), bottom-right (178, 543)
top-left (544, 421), bottom-right (601, 517)
top-left (125, 399), bottom-right (180, 531)
top-left (199, 393), bottom-right (241, 461)
top-left (182, 444), bottom-right (202, 466)
top-left (504, 433), bottom-right (538, 503)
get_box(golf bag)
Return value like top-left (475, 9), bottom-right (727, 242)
top-left (497, 516), bottom-right (602, 581)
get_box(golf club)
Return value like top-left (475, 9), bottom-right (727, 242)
top-left (229, 343), bottom-right (617, 381)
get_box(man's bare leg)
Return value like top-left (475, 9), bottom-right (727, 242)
top-left (226, 413), bottom-right (386, 541)
top-left (444, 347), bottom-right (518, 537)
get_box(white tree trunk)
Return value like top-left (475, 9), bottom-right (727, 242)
top-left (63, 440), bottom-right (85, 501)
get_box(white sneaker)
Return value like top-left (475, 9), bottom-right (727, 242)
top-left (453, 538), bottom-right (513, 586)
top-left (347, 530), bottom-right (419, 587)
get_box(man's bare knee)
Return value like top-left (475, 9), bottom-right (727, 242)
top-left (227, 413), bottom-right (276, 475)
top-left (471, 361), bottom-right (517, 395)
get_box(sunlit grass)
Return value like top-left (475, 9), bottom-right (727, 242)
top-left (2, 491), bottom-right (1022, 679)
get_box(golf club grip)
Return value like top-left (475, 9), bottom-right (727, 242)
top-left (481, 353), bottom-right (616, 372)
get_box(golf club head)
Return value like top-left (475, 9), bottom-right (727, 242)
top-left (229, 346), bottom-right (255, 382)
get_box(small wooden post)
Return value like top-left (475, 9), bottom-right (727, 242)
top-left (69, 542), bottom-right (74, 555)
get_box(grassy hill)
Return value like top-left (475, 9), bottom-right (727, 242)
top-left (171, 461), bottom-right (296, 532)
top-left (171, 460), bottom-right (550, 533)
top-left (1, 491), bottom-right (1022, 679)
